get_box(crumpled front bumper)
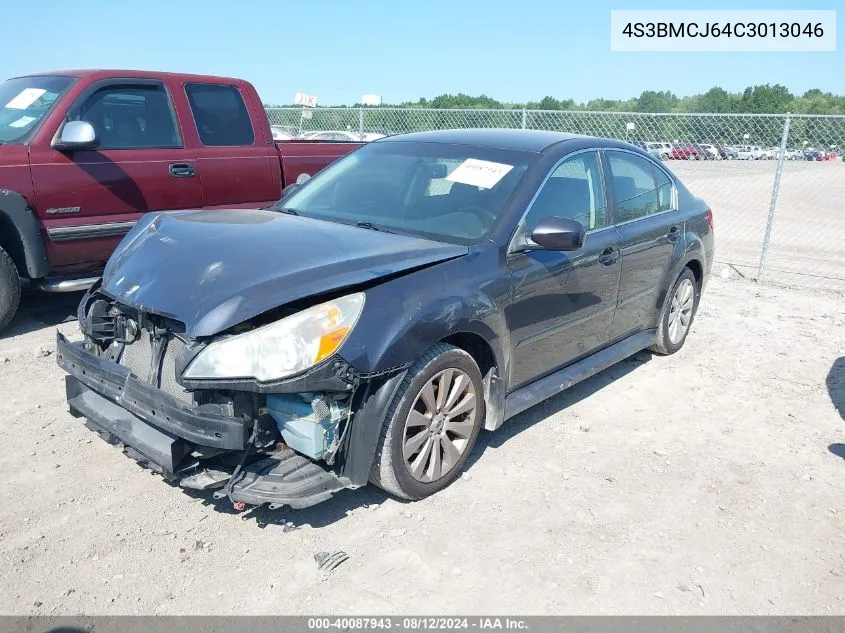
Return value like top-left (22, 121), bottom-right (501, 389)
top-left (56, 332), bottom-right (351, 509)
top-left (57, 332), bottom-right (248, 454)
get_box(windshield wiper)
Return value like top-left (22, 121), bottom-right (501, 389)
top-left (355, 221), bottom-right (394, 234)
top-left (275, 206), bottom-right (299, 216)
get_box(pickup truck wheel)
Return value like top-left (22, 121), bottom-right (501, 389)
top-left (370, 343), bottom-right (484, 500)
top-left (650, 268), bottom-right (699, 356)
top-left (0, 246), bottom-right (21, 333)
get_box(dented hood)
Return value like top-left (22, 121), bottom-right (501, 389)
top-left (101, 209), bottom-right (467, 337)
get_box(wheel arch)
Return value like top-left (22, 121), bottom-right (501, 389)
top-left (0, 189), bottom-right (50, 279)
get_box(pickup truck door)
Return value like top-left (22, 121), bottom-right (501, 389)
top-left (29, 78), bottom-right (202, 271)
top-left (181, 82), bottom-right (280, 209)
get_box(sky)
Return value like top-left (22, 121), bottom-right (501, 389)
top-left (3, 0), bottom-right (841, 106)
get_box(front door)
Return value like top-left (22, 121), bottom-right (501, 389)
top-left (506, 150), bottom-right (622, 390)
top-left (603, 150), bottom-right (682, 339)
top-left (29, 80), bottom-right (202, 272)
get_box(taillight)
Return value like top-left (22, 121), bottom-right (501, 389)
top-left (706, 209), bottom-right (714, 229)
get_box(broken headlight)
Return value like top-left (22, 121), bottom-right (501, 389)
top-left (182, 293), bottom-right (365, 382)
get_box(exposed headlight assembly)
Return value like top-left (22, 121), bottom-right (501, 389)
top-left (182, 293), bottom-right (365, 382)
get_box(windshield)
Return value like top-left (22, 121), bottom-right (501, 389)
top-left (0, 76), bottom-right (74, 144)
top-left (276, 141), bottom-right (535, 244)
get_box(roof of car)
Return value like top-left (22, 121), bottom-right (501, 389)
top-left (17, 69), bottom-right (246, 84)
top-left (378, 128), bottom-right (620, 153)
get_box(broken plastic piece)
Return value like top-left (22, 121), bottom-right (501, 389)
top-left (314, 550), bottom-right (349, 571)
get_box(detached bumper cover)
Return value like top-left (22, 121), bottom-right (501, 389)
top-left (57, 332), bottom-right (351, 508)
top-left (57, 332), bottom-right (247, 451)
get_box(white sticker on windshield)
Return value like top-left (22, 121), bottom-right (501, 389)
top-left (8, 115), bottom-right (36, 128)
top-left (5, 88), bottom-right (46, 110)
top-left (446, 158), bottom-right (514, 189)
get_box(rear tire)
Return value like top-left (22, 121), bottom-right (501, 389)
top-left (0, 246), bottom-right (21, 334)
top-left (650, 268), bottom-right (699, 356)
top-left (370, 343), bottom-right (484, 500)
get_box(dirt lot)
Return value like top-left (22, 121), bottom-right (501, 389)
top-left (1, 275), bottom-right (843, 615)
top-left (670, 160), bottom-right (845, 291)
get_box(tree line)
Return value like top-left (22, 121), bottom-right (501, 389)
top-left (266, 84), bottom-right (845, 115)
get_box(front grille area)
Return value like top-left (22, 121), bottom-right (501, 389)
top-left (159, 336), bottom-right (194, 404)
top-left (121, 331), bottom-right (154, 382)
top-left (118, 330), bottom-right (194, 406)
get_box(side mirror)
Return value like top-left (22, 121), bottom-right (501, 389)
top-left (530, 216), bottom-right (585, 251)
top-left (53, 121), bottom-right (98, 151)
top-left (281, 183), bottom-right (301, 198)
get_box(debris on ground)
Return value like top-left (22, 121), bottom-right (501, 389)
top-left (314, 551), bottom-right (349, 571)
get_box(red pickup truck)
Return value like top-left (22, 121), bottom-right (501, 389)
top-left (0, 69), bottom-right (360, 332)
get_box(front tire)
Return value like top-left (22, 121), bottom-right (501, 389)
top-left (650, 268), bottom-right (700, 355)
top-left (0, 246), bottom-right (21, 333)
top-left (370, 343), bottom-right (484, 500)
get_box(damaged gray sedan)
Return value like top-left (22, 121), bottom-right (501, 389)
top-left (57, 129), bottom-right (713, 509)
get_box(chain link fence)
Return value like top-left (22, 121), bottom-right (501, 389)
top-left (266, 107), bottom-right (845, 290)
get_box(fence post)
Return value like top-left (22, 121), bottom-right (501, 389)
top-left (521, 108), bottom-right (527, 129)
top-left (358, 108), bottom-right (364, 139)
top-left (756, 113), bottom-right (791, 281)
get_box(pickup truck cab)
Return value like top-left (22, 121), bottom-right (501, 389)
top-left (0, 70), bottom-right (360, 332)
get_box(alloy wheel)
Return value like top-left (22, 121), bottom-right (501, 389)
top-left (402, 368), bottom-right (477, 483)
top-left (668, 278), bottom-right (695, 344)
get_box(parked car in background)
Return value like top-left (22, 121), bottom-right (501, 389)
top-left (0, 69), bottom-right (360, 332)
top-left (736, 146), bottom-right (763, 160)
top-left (720, 146), bottom-right (740, 160)
top-left (300, 130), bottom-right (386, 142)
top-left (270, 125), bottom-right (298, 140)
top-left (57, 129), bottom-right (714, 510)
top-left (697, 143), bottom-right (722, 160)
top-left (803, 148), bottom-right (825, 161)
top-left (645, 142), bottom-right (672, 160)
top-left (671, 142), bottom-right (705, 160)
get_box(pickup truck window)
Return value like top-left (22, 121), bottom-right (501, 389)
top-left (72, 83), bottom-right (180, 149)
top-left (0, 75), bottom-right (73, 144)
top-left (185, 83), bottom-right (254, 147)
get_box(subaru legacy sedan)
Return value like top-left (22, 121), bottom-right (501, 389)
top-left (57, 129), bottom-right (713, 510)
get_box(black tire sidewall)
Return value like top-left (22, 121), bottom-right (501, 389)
top-left (658, 268), bottom-right (699, 354)
top-left (0, 247), bottom-right (21, 333)
top-left (387, 349), bottom-right (484, 499)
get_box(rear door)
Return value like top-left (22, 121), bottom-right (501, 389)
top-left (605, 150), bottom-right (681, 339)
top-left (506, 150), bottom-right (622, 389)
top-left (182, 82), bottom-right (280, 209)
top-left (29, 79), bottom-right (202, 270)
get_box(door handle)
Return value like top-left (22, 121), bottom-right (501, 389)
top-left (598, 247), bottom-right (619, 266)
top-left (667, 225), bottom-right (681, 243)
top-left (169, 163), bottom-right (196, 178)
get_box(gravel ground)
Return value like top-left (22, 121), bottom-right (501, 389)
top-left (669, 160), bottom-right (845, 291)
top-left (1, 275), bottom-right (843, 615)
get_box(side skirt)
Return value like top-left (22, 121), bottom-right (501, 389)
top-left (503, 329), bottom-right (656, 421)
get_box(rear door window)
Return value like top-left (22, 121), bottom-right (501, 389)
top-left (185, 83), bottom-right (255, 146)
top-left (606, 151), bottom-right (660, 223)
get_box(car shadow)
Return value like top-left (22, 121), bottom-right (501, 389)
top-left (827, 356), bottom-right (845, 461)
top-left (2, 288), bottom-right (84, 339)
top-left (195, 349), bottom-right (652, 529)
top-left (465, 349), bottom-right (652, 468)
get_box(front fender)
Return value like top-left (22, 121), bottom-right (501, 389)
top-left (0, 189), bottom-right (50, 279)
top-left (340, 247), bottom-right (510, 378)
